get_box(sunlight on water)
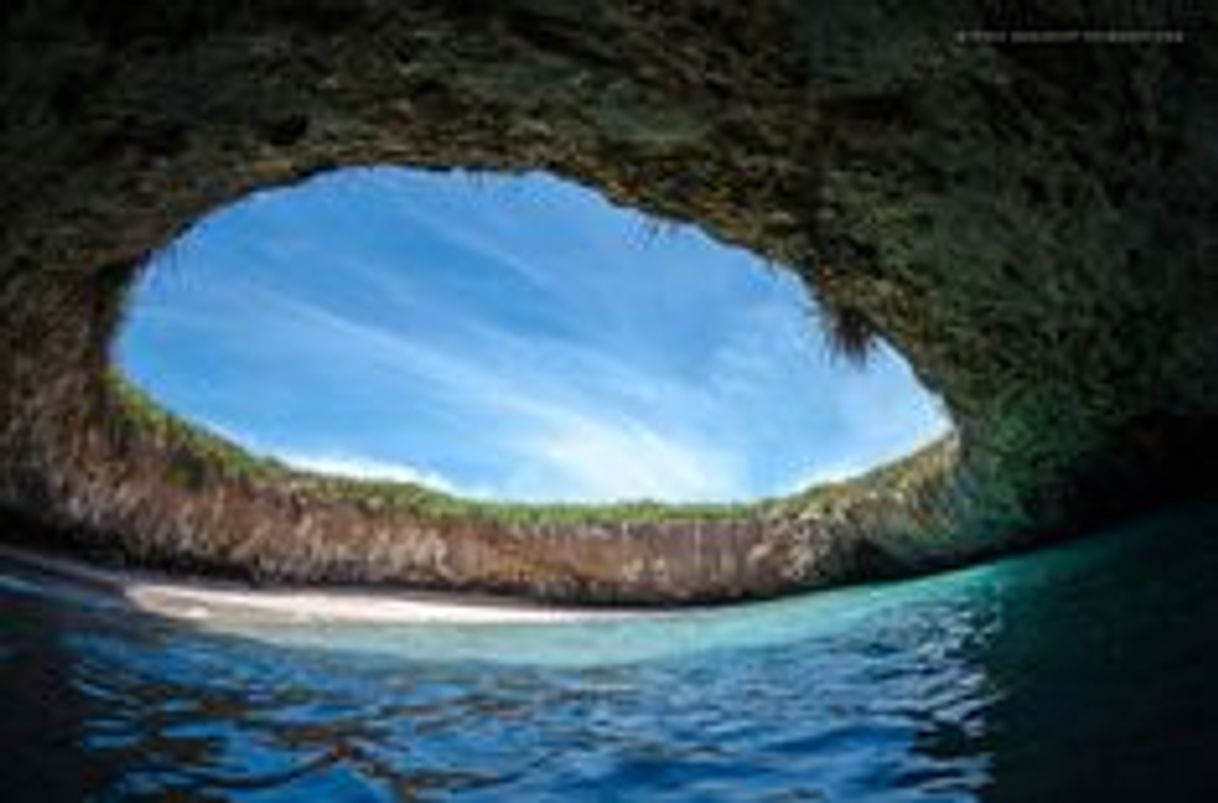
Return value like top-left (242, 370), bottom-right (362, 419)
top-left (195, 563), bottom-right (1003, 668)
top-left (1, 541), bottom-right (1004, 668)
top-left (4, 505), bottom-right (1218, 800)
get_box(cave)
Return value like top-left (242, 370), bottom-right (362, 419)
top-left (3, 1), bottom-right (1215, 604)
top-left (4, 2), bottom-right (1218, 799)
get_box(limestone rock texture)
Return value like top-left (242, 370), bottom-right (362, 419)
top-left (1, 1), bottom-right (1215, 603)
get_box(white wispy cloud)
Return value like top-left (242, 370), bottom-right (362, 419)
top-left (186, 289), bottom-right (744, 502)
top-left (206, 412), bottom-right (738, 504)
top-left (497, 410), bottom-right (743, 503)
top-left (272, 452), bottom-right (464, 494)
top-left (174, 282), bottom-right (943, 503)
top-left (196, 416), bottom-right (486, 497)
top-left (122, 167), bottom-right (952, 505)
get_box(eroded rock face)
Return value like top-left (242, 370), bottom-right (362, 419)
top-left (1, 1), bottom-right (1215, 602)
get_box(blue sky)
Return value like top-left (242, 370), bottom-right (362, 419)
top-left (118, 168), bottom-right (947, 503)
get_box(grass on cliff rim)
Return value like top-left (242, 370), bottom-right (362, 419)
top-left (106, 372), bottom-right (748, 524)
top-left (106, 372), bottom-right (953, 526)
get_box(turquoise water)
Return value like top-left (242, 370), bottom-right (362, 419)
top-left (3, 505), bottom-right (1217, 800)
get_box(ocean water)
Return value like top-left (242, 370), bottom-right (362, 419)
top-left (2, 504), bottom-right (1217, 801)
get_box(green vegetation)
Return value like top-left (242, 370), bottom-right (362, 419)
top-left (106, 370), bottom-right (754, 523)
top-left (104, 370), bottom-right (952, 527)
top-left (106, 369), bottom-right (293, 482)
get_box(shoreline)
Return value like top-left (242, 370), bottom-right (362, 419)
top-left (0, 543), bottom-right (655, 625)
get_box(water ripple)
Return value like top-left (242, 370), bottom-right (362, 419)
top-left (4, 505), bottom-right (1218, 800)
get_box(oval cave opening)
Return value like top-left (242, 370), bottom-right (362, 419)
top-left (115, 167), bottom-right (948, 505)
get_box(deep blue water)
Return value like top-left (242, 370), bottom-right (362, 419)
top-left (3, 505), bottom-right (1218, 801)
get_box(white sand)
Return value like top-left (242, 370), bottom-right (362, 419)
top-left (0, 543), bottom-right (653, 625)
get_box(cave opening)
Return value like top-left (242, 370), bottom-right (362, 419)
top-left (115, 166), bottom-right (948, 505)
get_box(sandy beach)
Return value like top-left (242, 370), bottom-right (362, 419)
top-left (0, 543), bottom-right (652, 625)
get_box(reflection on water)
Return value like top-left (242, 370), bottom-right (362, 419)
top-left (3, 505), bottom-right (1217, 801)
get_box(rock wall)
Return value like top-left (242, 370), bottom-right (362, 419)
top-left (2, 1), bottom-right (1215, 602)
